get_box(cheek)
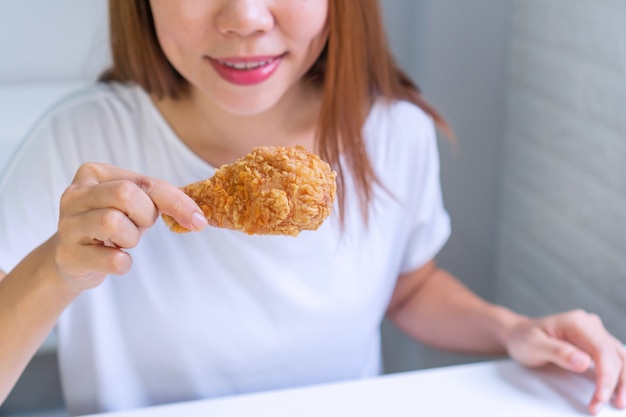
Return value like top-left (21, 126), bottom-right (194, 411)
top-left (152, 26), bottom-right (187, 72)
top-left (151, 2), bottom-right (213, 57)
top-left (284, 1), bottom-right (329, 44)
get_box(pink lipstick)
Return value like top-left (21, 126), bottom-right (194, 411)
top-left (208, 55), bottom-right (282, 86)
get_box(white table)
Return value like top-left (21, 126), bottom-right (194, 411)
top-left (82, 360), bottom-right (624, 417)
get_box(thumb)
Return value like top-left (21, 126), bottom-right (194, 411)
top-left (537, 336), bottom-right (592, 373)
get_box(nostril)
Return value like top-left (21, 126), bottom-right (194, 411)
top-left (215, 3), bottom-right (274, 37)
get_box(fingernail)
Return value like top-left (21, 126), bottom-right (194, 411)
top-left (192, 212), bottom-right (208, 230)
top-left (600, 387), bottom-right (612, 402)
top-left (569, 352), bottom-right (587, 367)
top-left (591, 402), bottom-right (603, 415)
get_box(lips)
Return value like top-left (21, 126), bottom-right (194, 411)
top-left (208, 55), bottom-right (283, 86)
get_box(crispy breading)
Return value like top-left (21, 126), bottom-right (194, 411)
top-left (162, 145), bottom-right (337, 236)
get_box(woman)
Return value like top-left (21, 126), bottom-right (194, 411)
top-left (0, 1), bottom-right (623, 415)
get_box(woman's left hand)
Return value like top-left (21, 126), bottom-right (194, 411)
top-left (505, 309), bottom-right (625, 415)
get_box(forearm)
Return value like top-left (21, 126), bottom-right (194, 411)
top-left (388, 267), bottom-right (529, 356)
top-left (0, 235), bottom-right (80, 404)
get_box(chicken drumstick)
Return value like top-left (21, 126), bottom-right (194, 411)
top-left (162, 145), bottom-right (337, 236)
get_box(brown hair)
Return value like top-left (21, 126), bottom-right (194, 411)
top-left (101, 0), bottom-right (451, 223)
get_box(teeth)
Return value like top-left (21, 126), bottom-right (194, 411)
top-left (219, 59), bottom-right (273, 70)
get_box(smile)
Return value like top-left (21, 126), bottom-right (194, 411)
top-left (209, 55), bottom-right (283, 86)
top-left (217, 58), bottom-right (278, 71)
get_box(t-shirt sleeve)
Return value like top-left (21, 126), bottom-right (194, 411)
top-left (397, 108), bottom-right (451, 274)
top-left (0, 115), bottom-right (75, 274)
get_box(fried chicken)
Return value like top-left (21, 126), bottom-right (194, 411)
top-left (162, 145), bottom-right (337, 236)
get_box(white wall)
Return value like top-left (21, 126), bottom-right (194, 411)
top-left (0, 0), bottom-right (109, 82)
top-left (494, 0), bottom-right (626, 341)
top-left (0, 0), bottom-right (109, 171)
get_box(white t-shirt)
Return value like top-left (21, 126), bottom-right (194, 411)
top-left (0, 83), bottom-right (450, 416)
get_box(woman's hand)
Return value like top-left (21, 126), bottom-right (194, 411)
top-left (54, 162), bottom-right (207, 291)
top-left (505, 309), bottom-right (625, 415)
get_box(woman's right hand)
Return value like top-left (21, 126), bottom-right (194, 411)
top-left (54, 162), bottom-right (207, 291)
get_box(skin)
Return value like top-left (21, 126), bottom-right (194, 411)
top-left (149, 0), bottom-right (329, 166)
top-left (0, 0), bottom-right (624, 414)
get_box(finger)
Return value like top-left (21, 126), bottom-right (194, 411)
top-left (134, 176), bottom-right (208, 231)
top-left (614, 343), bottom-right (626, 409)
top-left (59, 208), bottom-right (143, 250)
top-left (533, 334), bottom-right (592, 372)
top-left (72, 162), bottom-right (207, 231)
top-left (590, 374), bottom-right (614, 416)
top-left (553, 312), bottom-right (621, 414)
top-left (62, 180), bottom-right (159, 229)
top-left (84, 208), bottom-right (144, 249)
top-left (55, 242), bottom-right (133, 284)
top-left (590, 341), bottom-right (625, 414)
top-left (76, 245), bottom-right (133, 277)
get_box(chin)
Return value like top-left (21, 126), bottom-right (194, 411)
top-left (217, 95), bottom-right (282, 116)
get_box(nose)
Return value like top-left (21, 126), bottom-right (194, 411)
top-left (216, 0), bottom-right (274, 37)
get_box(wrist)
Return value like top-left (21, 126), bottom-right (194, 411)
top-left (492, 305), bottom-right (532, 353)
top-left (47, 233), bottom-right (110, 295)
top-left (30, 234), bottom-right (85, 301)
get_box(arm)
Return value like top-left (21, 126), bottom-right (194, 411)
top-left (387, 259), bottom-right (626, 415)
top-left (387, 260), bottom-right (523, 356)
top-left (0, 239), bottom-right (80, 404)
top-left (0, 162), bottom-right (207, 405)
